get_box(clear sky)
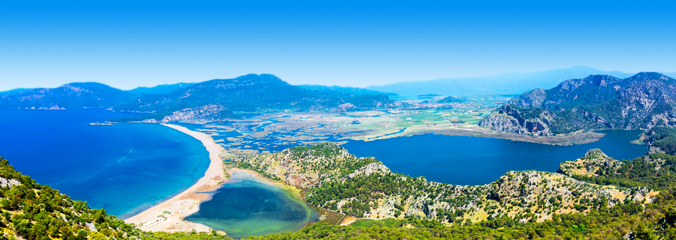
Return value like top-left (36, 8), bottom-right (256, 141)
top-left (1, 0), bottom-right (675, 90)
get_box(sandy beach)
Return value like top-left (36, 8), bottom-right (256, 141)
top-left (124, 124), bottom-right (227, 233)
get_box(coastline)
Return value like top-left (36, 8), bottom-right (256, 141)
top-left (124, 123), bottom-right (227, 233)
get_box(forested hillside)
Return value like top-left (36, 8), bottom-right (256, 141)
top-left (232, 143), bottom-right (654, 226)
top-left (0, 157), bottom-right (148, 240)
top-left (4, 142), bottom-right (676, 239)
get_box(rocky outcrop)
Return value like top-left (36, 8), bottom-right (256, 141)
top-left (0, 177), bottom-right (20, 189)
top-left (339, 162), bottom-right (390, 181)
top-left (160, 103), bottom-right (231, 122)
top-left (478, 104), bottom-right (554, 136)
top-left (232, 142), bottom-right (380, 188)
top-left (508, 88), bottom-right (546, 108)
top-left (558, 149), bottom-right (623, 178)
top-left (480, 72), bottom-right (676, 135)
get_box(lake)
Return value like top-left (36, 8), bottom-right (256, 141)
top-left (341, 130), bottom-right (648, 185)
top-left (185, 171), bottom-right (318, 239)
top-left (0, 109), bottom-right (210, 218)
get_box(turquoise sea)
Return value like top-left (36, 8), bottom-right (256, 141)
top-left (0, 109), bottom-right (210, 218)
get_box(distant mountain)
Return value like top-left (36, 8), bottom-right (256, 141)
top-left (297, 85), bottom-right (396, 96)
top-left (437, 96), bottom-right (464, 103)
top-left (366, 66), bottom-right (634, 96)
top-left (0, 88), bottom-right (30, 94)
top-left (127, 82), bottom-right (195, 95)
top-left (479, 72), bottom-right (676, 136)
top-left (0, 82), bottom-right (137, 109)
top-left (116, 74), bottom-right (404, 122)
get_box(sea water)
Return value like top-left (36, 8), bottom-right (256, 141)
top-left (0, 109), bottom-right (210, 218)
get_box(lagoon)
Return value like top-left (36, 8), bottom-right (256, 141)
top-left (185, 171), bottom-right (318, 238)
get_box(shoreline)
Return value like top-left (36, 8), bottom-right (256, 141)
top-left (124, 124), bottom-right (227, 233)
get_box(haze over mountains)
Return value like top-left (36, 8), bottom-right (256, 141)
top-left (2, 67), bottom-right (676, 126)
top-left (366, 66), bottom-right (637, 96)
top-left (0, 74), bottom-right (403, 121)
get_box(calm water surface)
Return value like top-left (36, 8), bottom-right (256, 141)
top-left (342, 130), bottom-right (648, 185)
top-left (0, 109), bottom-right (210, 218)
top-left (185, 171), bottom-right (318, 239)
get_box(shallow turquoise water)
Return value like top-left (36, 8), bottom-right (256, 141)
top-left (185, 171), bottom-right (318, 239)
top-left (0, 109), bottom-right (210, 218)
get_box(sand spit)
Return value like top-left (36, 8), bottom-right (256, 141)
top-left (124, 124), bottom-right (227, 233)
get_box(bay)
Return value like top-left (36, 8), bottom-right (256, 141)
top-left (0, 109), bottom-right (210, 218)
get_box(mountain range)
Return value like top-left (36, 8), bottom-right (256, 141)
top-left (0, 74), bottom-right (402, 122)
top-left (0, 82), bottom-right (137, 110)
top-left (478, 72), bottom-right (676, 136)
top-left (297, 85), bottom-right (396, 96)
top-left (366, 66), bottom-right (636, 96)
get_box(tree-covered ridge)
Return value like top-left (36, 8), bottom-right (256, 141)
top-left (308, 169), bottom-right (653, 225)
top-left (0, 157), bottom-right (148, 240)
top-left (233, 144), bottom-right (654, 226)
top-left (231, 142), bottom-right (379, 188)
top-left (641, 126), bottom-right (676, 155)
top-left (479, 72), bottom-right (676, 136)
top-left (561, 148), bottom-right (676, 190)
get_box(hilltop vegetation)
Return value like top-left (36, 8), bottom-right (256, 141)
top-left (641, 126), bottom-right (676, 155)
top-left (479, 72), bottom-right (676, 136)
top-left (3, 142), bottom-right (676, 239)
top-left (560, 148), bottom-right (676, 190)
top-left (232, 143), bottom-right (654, 226)
top-left (223, 142), bottom-right (676, 239)
top-left (0, 157), bottom-right (148, 240)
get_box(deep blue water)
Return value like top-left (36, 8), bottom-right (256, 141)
top-left (0, 109), bottom-right (210, 218)
top-left (341, 130), bottom-right (648, 185)
top-left (185, 171), bottom-right (318, 239)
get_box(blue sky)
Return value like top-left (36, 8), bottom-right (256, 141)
top-left (1, 0), bottom-right (675, 90)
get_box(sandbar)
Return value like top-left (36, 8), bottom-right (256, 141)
top-left (124, 124), bottom-right (227, 233)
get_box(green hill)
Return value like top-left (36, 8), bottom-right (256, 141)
top-left (0, 157), bottom-right (148, 240)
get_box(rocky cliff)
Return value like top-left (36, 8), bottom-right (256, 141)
top-left (479, 72), bottom-right (676, 135)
